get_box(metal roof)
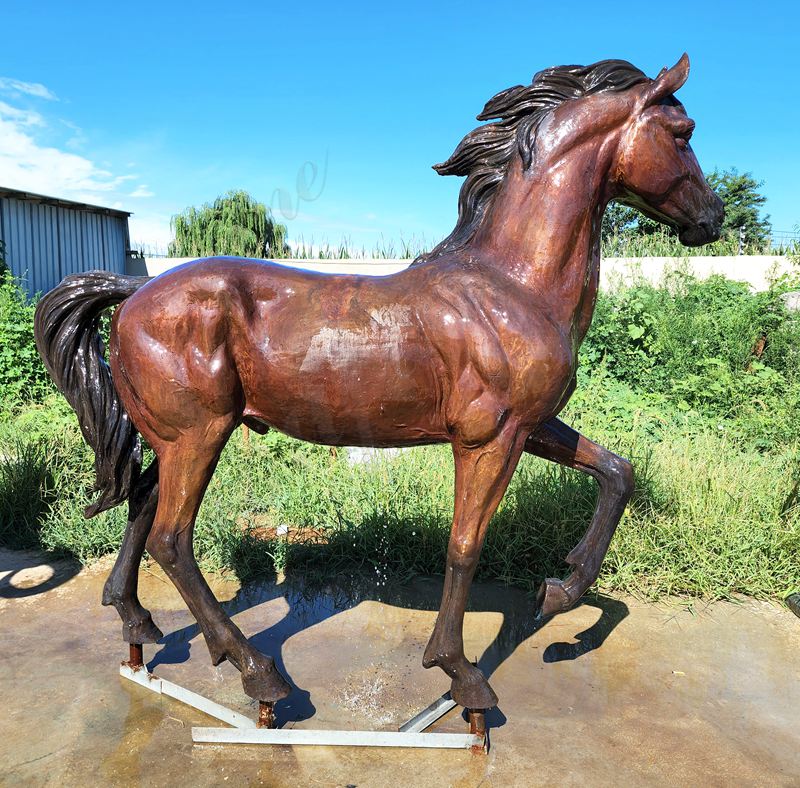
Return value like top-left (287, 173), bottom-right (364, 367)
top-left (0, 186), bottom-right (131, 218)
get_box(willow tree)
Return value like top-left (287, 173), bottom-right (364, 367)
top-left (168, 190), bottom-right (288, 258)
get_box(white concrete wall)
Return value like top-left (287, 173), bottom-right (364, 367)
top-left (129, 257), bottom-right (410, 279)
top-left (129, 255), bottom-right (794, 291)
top-left (601, 255), bottom-right (792, 291)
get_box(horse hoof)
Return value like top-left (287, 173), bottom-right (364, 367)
top-left (450, 668), bottom-right (498, 710)
top-left (241, 659), bottom-right (292, 702)
top-left (122, 617), bottom-right (163, 644)
top-left (535, 578), bottom-right (573, 621)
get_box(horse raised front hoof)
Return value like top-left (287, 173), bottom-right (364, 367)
top-left (450, 664), bottom-right (499, 710)
top-left (535, 577), bottom-right (575, 621)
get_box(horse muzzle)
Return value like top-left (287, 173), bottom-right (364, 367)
top-left (678, 197), bottom-right (724, 247)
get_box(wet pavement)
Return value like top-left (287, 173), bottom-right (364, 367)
top-left (1, 547), bottom-right (798, 787)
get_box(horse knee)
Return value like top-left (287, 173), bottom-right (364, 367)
top-left (605, 454), bottom-right (634, 501)
top-left (146, 529), bottom-right (178, 567)
top-left (102, 574), bottom-right (124, 606)
top-left (448, 539), bottom-right (481, 569)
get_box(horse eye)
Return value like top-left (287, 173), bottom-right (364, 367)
top-left (673, 120), bottom-right (694, 150)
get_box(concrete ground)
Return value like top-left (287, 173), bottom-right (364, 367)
top-left (1, 547), bottom-right (798, 787)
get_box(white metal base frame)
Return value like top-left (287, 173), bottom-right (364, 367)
top-left (399, 693), bottom-right (458, 733)
top-left (191, 727), bottom-right (482, 749)
top-left (120, 663), bottom-right (256, 729)
top-left (120, 663), bottom-right (482, 750)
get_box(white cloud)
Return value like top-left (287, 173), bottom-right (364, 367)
top-left (0, 77), bottom-right (58, 101)
top-left (128, 214), bottom-right (173, 254)
top-left (130, 184), bottom-right (154, 198)
top-left (0, 101), bottom-right (44, 127)
top-left (60, 119), bottom-right (87, 150)
top-left (0, 114), bottom-right (136, 198)
top-left (0, 84), bottom-right (141, 205)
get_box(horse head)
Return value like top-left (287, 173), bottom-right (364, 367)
top-left (420, 54), bottom-right (723, 264)
top-left (612, 54), bottom-right (724, 246)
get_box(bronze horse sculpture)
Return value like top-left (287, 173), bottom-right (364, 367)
top-left (35, 54), bottom-right (722, 715)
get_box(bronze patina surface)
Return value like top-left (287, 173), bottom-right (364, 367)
top-left (35, 55), bottom-right (722, 712)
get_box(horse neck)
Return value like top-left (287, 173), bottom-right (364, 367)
top-left (470, 136), bottom-right (616, 345)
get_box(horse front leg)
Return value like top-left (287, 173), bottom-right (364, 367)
top-left (101, 461), bottom-right (163, 643)
top-left (423, 425), bottom-right (525, 709)
top-left (525, 418), bottom-right (634, 620)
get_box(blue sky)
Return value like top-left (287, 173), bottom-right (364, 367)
top-left (1, 1), bottom-right (798, 254)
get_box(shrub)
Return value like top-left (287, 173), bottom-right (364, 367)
top-left (0, 272), bottom-right (51, 404)
top-left (582, 269), bottom-right (800, 448)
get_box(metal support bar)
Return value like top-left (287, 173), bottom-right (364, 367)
top-left (119, 663), bottom-right (256, 729)
top-left (128, 643), bottom-right (144, 669)
top-left (257, 701), bottom-right (275, 729)
top-left (468, 709), bottom-right (488, 753)
top-left (191, 726), bottom-right (482, 749)
top-left (398, 693), bottom-right (457, 733)
top-left (120, 658), bottom-right (485, 752)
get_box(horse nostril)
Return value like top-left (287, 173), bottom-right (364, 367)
top-left (705, 218), bottom-right (722, 241)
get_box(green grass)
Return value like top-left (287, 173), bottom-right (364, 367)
top-left (1, 388), bottom-right (797, 602)
top-left (0, 438), bottom-right (56, 549)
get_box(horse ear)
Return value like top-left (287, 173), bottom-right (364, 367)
top-left (641, 53), bottom-right (690, 107)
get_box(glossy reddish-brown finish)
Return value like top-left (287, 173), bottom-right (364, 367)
top-left (62, 55), bottom-right (724, 710)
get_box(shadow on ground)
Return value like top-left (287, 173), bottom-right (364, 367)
top-left (0, 547), bottom-right (81, 599)
top-left (148, 568), bottom-right (629, 728)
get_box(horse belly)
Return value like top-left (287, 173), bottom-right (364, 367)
top-left (240, 321), bottom-right (445, 447)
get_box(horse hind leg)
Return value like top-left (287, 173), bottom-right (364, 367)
top-left (102, 461), bottom-right (163, 643)
top-left (145, 424), bottom-right (291, 702)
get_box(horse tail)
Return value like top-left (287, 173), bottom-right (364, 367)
top-left (34, 272), bottom-right (149, 518)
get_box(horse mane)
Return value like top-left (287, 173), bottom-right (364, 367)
top-left (414, 59), bottom-right (650, 264)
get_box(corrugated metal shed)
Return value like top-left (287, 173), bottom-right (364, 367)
top-left (0, 187), bottom-right (131, 295)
